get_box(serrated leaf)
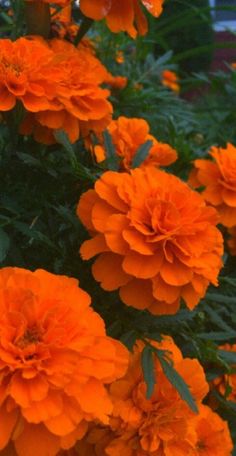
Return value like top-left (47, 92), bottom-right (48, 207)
top-left (0, 228), bottom-right (10, 262)
top-left (155, 350), bottom-right (198, 413)
top-left (131, 140), bottom-right (153, 168)
top-left (17, 152), bottom-right (41, 167)
top-left (141, 345), bottom-right (156, 399)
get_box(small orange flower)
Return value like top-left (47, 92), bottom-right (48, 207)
top-left (77, 167), bottom-right (223, 315)
top-left (104, 75), bottom-right (128, 91)
top-left (0, 267), bottom-right (128, 456)
top-left (212, 344), bottom-right (236, 403)
top-left (76, 337), bottom-right (211, 456)
top-left (115, 50), bottom-right (124, 64)
top-left (80, 0), bottom-right (164, 38)
top-left (93, 116), bottom-right (177, 170)
top-left (189, 143), bottom-right (236, 227)
top-left (162, 70), bottom-right (180, 93)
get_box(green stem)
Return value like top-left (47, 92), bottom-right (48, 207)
top-left (74, 15), bottom-right (94, 46)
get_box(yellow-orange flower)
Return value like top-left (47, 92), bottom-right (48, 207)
top-left (212, 344), bottom-right (236, 403)
top-left (0, 267), bottom-right (128, 456)
top-left (80, 0), bottom-right (164, 38)
top-left (162, 70), bottom-right (180, 93)
top-left (19, 39), bottom-right (112, 144)
top-left (77, 167), bottom-right (223, 315)
top-left (189, 143), bottom-right (236, 227)
top-left (76, 337), bottom-right (212, 456)
top-left (93, 116), bottom-right (177, 170)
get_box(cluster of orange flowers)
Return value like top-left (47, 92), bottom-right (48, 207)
top-left (0, 37), bottom-right (112, 144)
top-left (93, 116), bottom-right (177, 170)
top-left (76, 337), bottom-right (232, 456)
top-left (77, 166), bottom-right (223, 315)
top-left (80, 0), bottom-right (164, 38)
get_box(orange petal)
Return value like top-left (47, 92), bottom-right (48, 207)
top-left (160, 259), bottom-right (193, 286)
top-left (122, 251), bottom-right (163, 278)
top-left (120, 278), bottom-right (155, 310)
top-left (92, 252), bottom-right (131, 290)
top-left (0, 403), bottom-right (18, 450)
top-left (14, 423), bottom-right (60, 456)
top-left (105, 214), bottom-right (129, 254)
top-left (80, 234), bottom-right (108, 260)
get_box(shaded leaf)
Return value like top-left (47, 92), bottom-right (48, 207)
top-left (141, 345), bottom-right (156, 399)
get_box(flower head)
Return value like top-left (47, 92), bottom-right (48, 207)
top-left (189, 143), bottom-right (236, 227)
top-left (0, 38), bottom-right (58, 112)
top-left (191, 405), bottom-right (233, 456)
top-left (79, 0), bottom-right (164, 38)
top-left (77, 167), bottom-right (223, 315)
top-left (93, 116), bottom-right (177, 170)
top-left (0, 267), bottom-right (128, 456)
top-left (76, 337), bottom-right (213, 456)
top-left (162, 70), bottom-right (180, 93)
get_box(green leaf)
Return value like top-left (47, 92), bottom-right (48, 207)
top-left (131, 140), bottom-right (153, 168)
top-left (54, 130), bottom-right (76, 163)
top-left (0, 228), bottom-right (10, 262)
top-left (141, 345), bottom-right (156, 399)
top-left (198, 331), bottom-right (236, 341)
top-left (204, 304), bottom-right (234, 332)
top-left (103, 130), bottom-right (119, 171)
top-left (206, 293), bottom-right (236, 305)
top-left (218, 350), bottom-right (236, 365)
top-left (155, 349), bottom-right (198, 413)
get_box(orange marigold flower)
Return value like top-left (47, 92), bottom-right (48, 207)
top-left (227, 226), bottom-right (236, 255)
top-left (93, 116), bottom-right (177, 170)
top-left (19, 39), bottom-right (112, 144)
top-left (25, 0), bottom-right (71, 5)
top-left (79, 0), bottom-right (164, 38)
top-left (190, 404), bottom-right (233, 456)
top-left (0, 267), bottom-right (128, 456)
top-left (189, 143), bottom-right (236, 227)
top-left (212, 343), bottom-right (236, 403)
top-left (104, 75), bottom-right (128, 91)
top-left (77, 167), bottom-right (223, 315)
top-left (0, 37), bottom-right (58, 113)
top-left (76, 336), bottom-right (210, 456)
top-left (162, 70), bottom-right (180, 93)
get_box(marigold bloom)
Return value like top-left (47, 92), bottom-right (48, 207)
top-left (93, 116), bottom-right (177, 170)
top-left (77, 167), bottom-right (223, 315)
top-left (189, 143), bottom-right (236, 227)
top-left (162, 70), bottom-right (180, 93)
top-left (0, 267), bottom-right (128, 456)
top-left (190, 404), bottom-right (233, 456)
top-left (20, 39), bottom-right (112, 144)
top-left (76, 337), bottom-right (211, 456)
top-left (80, 0), bottom-right (164, 38)
top-left (212, 344), bottom-right (236, 403)
top-left (0, 38), bottom-right (58, 112)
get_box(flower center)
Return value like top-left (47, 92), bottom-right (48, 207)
top-left (0, 57), bottom-right (22, 77)
top-left (16, 326), bottom-right (41, 349)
